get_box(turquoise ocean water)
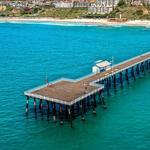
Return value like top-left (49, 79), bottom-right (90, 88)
top-left (0, 22), bottom-right (150, 150)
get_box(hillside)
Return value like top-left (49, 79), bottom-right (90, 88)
top-left (0, 1), bottom-right (150, 20)
top-left (109, 2), bottom-right (150, 20)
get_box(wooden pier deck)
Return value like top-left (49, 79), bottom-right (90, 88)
top-left (24, 52), bottom-right (150, 106)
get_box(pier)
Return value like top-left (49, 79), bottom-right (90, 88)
top-left (24, 52), bottom-right (150, 126)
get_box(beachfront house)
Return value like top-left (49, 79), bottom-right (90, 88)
top-left (53, 0), bottom-right (90, 8)
top-left (88, 0), bottom-right (119, 14)
top-left (73, 0), bottom-right (89, 7)
top-left (53, 0), bottom-right (74, 8)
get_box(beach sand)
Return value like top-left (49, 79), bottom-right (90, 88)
top-left (0, 17), bottom-right (150, 27)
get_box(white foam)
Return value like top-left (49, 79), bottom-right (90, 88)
top-left (0, 20), bottom-right (97, 27)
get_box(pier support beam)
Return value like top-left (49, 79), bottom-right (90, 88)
top-left (106, 78), bottom-right (110, 96)
top-left (25, 96), bottom-right (29, 115)
top-left (148, 61), bottom-right (150, 70)
top-left (39, 99), bottom-right (41, 110)
top-left (76, 102), bottom-right (80, 116)
top-left (113, 75), bottom-right (117, 92)
top-left (52, 102), bottom-right (56, 122)
top-left (119, 72), bottom-right (123, 88)
top-left (92, 94), bottom-right (96, 115)
top-left (136, 64), bottom-right (140, 75)
top-left (80, 101), bottom-right (85, 121)
top-left (100, 90), bottom-right (107, 109)
top-left (68, 106), bottom-right (73, 128)
top-left (39, 99), bottom-right (43, 119)
top-left (82, 99), bottom-right (86, 114)
top-left (140, 62), bottom-right (145, 75)
top-left (65, 105), bottom-right (69, 120)
top-left (47, 101), bottom-right (50, 121)
top-left (34, 98), bottom-right (37, 118)
top-left (131, 67), bottom-right (136, 81)
top-left (145, 60), bottom-right (149, 70)
top-left (71, 104), bottom-right (75, 119)
top-left (59, 104), bottom-right (63, 125)
top-left (125, 69), bottom-right (129, 84)
top-left (98, 90), bottom-right (103, 104)
top-left (87, 96), bottom-right (90, 110)
top-left (108, 77), bottom-right (111, 88)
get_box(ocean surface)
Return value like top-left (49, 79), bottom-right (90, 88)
top-left (0, 22), bottom-right (150, 150)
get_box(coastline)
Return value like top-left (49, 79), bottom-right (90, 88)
top-left (0, 17), bottom-right (150, 27)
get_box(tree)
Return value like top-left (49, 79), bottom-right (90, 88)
top-left (117, 0), bottom-right (127, 7)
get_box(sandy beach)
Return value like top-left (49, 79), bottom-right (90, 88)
top-left (0, 17), bottom-right (150, 27)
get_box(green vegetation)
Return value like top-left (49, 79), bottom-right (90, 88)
top-left (0, 6), bottom-right (88, 18)
top-left (117, 0), bottom-right (127, 8)
top-left (0, 1), bottom-right (150, 20)
top-left (38, 7), bottom-right (88, 19)
top-left (109, 5), bottom-right (150, 20)
top-left (109, 0), bottom-right (150, 20)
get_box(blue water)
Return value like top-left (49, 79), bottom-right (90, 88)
top-left (0, 22), bottom-right (150, 150)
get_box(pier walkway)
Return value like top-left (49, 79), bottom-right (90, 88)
top-left (24, 52), bottom-right (150, 126)
top-left (24, 52), bottom-right (150, 106)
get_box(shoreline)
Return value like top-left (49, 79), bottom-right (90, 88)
top-left (0, 17), bottom-right (150, 27)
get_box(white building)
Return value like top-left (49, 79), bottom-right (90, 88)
top-left (53, 0), bottom-right (90, 8)
top-left (73, 1), bottom-right (89, 7)
top-left (92, 60), bottom-right (112, 74)
top-left (54, 1), bottom-right (74, 8)
top-left (88, 0), bottom-right (119, 14)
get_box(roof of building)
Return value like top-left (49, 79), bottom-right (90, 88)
top-left (95, 60), bottom-right (111, 68)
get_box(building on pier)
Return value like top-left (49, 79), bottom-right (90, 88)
top-left (92, 60), bottom-right (112, 74)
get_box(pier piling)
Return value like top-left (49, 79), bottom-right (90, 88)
top-left (34, 98), bottom-right (37, 118)
top-left (80, 101), bottom-right (85, 121)
top-left (25, 96), bottom-right (29, 115)
top-left (125, 69), bottom-right (129, 84)
top-left (119, 72), bottom-right (123, 87)
top-left (59, 104), bottom-right (63, 125)
top-left (131, 67), bottom-right (136, 81)
top-left (47, 101), bottom-right (50, 121)
top-left (53, 103), bottom-right (56, 122)
top-left (68, 107), bottom-right (73, 128)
